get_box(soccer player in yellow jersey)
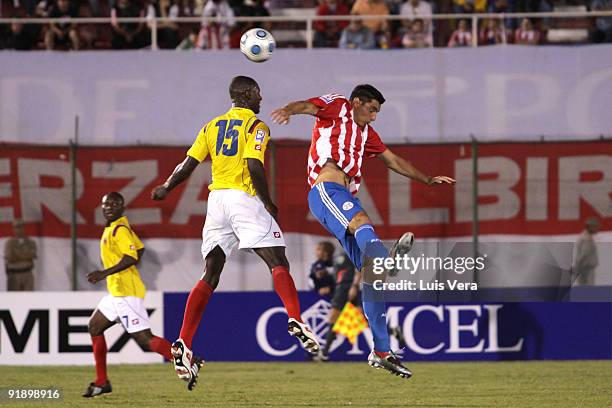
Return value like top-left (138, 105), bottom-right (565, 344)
top-left (151, 76), bottom-right (319, 385)
top-left (83, 192), bottom-right (179, 397)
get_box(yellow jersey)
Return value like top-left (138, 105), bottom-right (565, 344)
top-left (100, 216), bottom-right (146, 298)
top-left (187, 106), bottom-right (270, 196)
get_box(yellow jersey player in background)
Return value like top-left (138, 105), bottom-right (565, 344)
top-left (151, 76), bottom-right (319, 388)
top-left (84, 192), bottom-right (183, 397)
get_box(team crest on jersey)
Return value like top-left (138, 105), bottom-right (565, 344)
top-left (132, 318), bottom-right (139, 325)
top-left (130, 245), bottom-right (135, 250)
top-left (342, 201), bottom-right (354, 211)
top-left (255, 129), bottom-right (266, 142)
top-left (255, 144), bottom-right (262, 150)
top-left (274, 232), bottom-right (281, 238)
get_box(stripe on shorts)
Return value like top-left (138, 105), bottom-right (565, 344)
top-left (316, 183), bottom-right (349, 228)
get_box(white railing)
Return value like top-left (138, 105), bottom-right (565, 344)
top-left (1, 11), bottom-right (611, 50)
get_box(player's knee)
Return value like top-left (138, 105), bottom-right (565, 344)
top-left (88, 320), bottom-right (102, 336)
top-left (131, 332), bottom-right (152, 350)
top-left (202, 273), bottom-right (220, 290)
top-left (271, 253), bottom-right (289, 269)
top-left (254, 247), bottom-right (289, 269)
top-left (348, 211), bottom-right (371, 233)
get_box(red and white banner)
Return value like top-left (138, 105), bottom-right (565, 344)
top-left (0, 141), bottom-right (610, 239)
top-left (0, 141), bottom-right (610, 291)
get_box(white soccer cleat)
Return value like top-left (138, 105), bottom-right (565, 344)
top-left (287, 318), bottom-right (320, 354)
top-left (389, 232), bottom-right (415, 277)
top-left (368, 350), bottom-right (412, 379)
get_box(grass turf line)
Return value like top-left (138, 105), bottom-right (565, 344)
top-left (1, 361), bottom-right (611, 407)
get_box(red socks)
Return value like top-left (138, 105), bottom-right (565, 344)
top-left (149, 336), bottom-right (173, 361)
top-left (272, 266), bottom-right (302, 322)
top-left (179, 279), bottom-right (214, 349)
top-left (178, 270), bottom-right (299, 350)
top-left (91, 335), bottom-right (108, 386)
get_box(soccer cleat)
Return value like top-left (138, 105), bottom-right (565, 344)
top-left (367, 350), bottom-right (412, 379)
top-left (187, 356), bottom-right (204, 391)
top-left (389, 232), bottom-right (415, 277)
top-left (82, 381), bottom-right (112, 398)
top-left (171, 339), bottom-right (194, 381)
top-left (313, 350), bottom-right (329, 362)
top-left (287, 318), bottom-right (320, 355)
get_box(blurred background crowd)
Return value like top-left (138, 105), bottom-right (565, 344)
top-left (0, 0), bottom-right (611, 51)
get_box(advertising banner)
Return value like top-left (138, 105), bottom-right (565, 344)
top-left (0, 142), bottom-right (609, 239)
top-left (163, 291), bottom-right (612, 362)
top-left (0, 142), bottom-right (610, 291)
top-left (0, 292), bottom-right (164, 365)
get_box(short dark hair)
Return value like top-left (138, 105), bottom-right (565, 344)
top-left (104, 191), bottom-right (124, 205)
top-left (350, 84), bottom-right (385, 105)
top-left (229, 76), bottom-right (259, 100)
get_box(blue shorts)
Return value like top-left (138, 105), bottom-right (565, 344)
top-left (308, 182), bottom-right (364, 270)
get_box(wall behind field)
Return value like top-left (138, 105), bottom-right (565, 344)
top-left (0, 141), bottom-right (610, 291)
top-left (0, 46), bottom-right (612, 145)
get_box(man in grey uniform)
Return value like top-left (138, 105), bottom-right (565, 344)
top-left (574, 218), bottom-right (600, 285)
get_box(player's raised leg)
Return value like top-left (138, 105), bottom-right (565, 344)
top-left (83, 310), bottom-right (115, 398)
top-left (347, 212), bottom-right (413, 378)
top-left (308, 182), bottom-right (412, 377)
top-left (253, 246), bottom-right (320, 354)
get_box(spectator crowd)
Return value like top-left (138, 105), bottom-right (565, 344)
top-left (0, 0), bottom-right (610, 50)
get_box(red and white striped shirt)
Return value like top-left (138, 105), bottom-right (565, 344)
top-left (307, 94), bottom-right (387, 195)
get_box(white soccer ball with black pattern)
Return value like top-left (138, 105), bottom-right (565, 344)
top-left (240, 28), bottom-right (276, 63)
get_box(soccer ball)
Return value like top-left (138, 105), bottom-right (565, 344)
top-left (240, 28), bottom-right (276, 63)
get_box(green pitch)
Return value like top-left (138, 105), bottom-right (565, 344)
top-left (2, 361), bottom-right (612, 407)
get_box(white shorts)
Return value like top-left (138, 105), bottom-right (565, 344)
top-left (201, 189), bottom-right (286, 259)
top-left (96, 294), bottom-right (151, 334)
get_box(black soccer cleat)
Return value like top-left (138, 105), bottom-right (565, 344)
top-left (82, 381), bottom-right (112, 398)
top-left (187, 356), bottom-right (204, 391)
top-left (389, 232), bottom-right (415, 277)
top-left (367, 350), bottom-right (412, 379)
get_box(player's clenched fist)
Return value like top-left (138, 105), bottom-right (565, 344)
top-left (151, 185), bottom-right (169, 200)
top-left (87, 270), bottom-right (106, 284)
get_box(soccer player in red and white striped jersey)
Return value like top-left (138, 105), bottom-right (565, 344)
top-left (272, 84), bottom-right (454, 378)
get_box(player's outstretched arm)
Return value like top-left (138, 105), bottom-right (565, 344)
top-left (151, 156), bottom-right (199, 200)
top-left (87, 254), bottom-right (138, 284)
top-left (378, 149), bottom-right (456, 186)
top-left (247, 158), bottom-right (279, 221)
top-left (270, 100), bottom-right (320, 125)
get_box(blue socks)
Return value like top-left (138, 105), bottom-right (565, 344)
top-left (354, 224), bottom-right (391, 352)
top-left (361, 282), bottom-right (391, 352)
top-left (354, 224), bottom-right (389, 261)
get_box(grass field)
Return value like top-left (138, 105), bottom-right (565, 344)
top-left (2, 361), bottom-right (612, 407)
